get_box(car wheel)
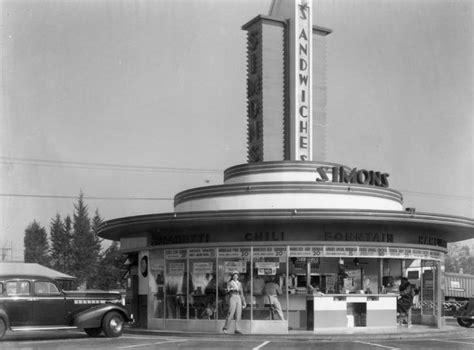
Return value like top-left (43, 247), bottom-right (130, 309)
top-left (0, 318), bottom-right (6, 339)
top-left (457, 318), bottom-right (473, 328)
top-left (84, 327), bottom-right (102, 337)
top-left (102, 311), bottom-right (124, 337)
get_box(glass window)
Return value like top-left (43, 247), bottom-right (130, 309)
top-left (189, 248), bottom-right (217, 320)
top-left (382, 259), bottom-right (403, 293)
top-left (6, 281), bottom-right (30, 296)
top-left (34, 281), bottom-right (60, 295)
top-left (0, 283), bottom-right (3, 295)
top-left (252, 247), bottom-right (287, 321)
top-left (149, 249), bottom-right (165, 319)
top-left (164, 249), bottom-right (188, 319)
top-left (217, 248), bottom-right (251, 321)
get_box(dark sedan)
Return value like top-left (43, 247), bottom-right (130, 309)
top-left (0, 274), bottom-right (133, 339)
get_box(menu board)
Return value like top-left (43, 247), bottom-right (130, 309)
top-left (317, 246), bottom-right (442, 261)
top-left (189, 248), bottom-right (216, 258)
top-left (324, 246), bottom-right (357, 257)
top-left (218, 248), bottom-right (250, 259)
top-left (253, 247), bottom-right (287, 259)
top-left (388, 248), bottom-right (410, 257)
top-left (290, 246), bottom-right (323, 257)
top-left (358, 247), bottom-right (380, 257)
top-left (165, 249), bottom-right (187, 259)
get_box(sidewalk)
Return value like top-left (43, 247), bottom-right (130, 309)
top-left (124, 320), bottom-right (469, 341)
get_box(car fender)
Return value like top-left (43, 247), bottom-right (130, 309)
top-left (0, 309), bottom-right (10, 329)
top-left (72, 304), bottom-right (130, 329)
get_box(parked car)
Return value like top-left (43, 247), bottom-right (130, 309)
top-left (0, 275), bottom-right (133, 339)
top-left (453, 297), bottom-right (474, 328)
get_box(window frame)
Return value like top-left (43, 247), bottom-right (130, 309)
top-left (34, 281), bottom-right (61, 296)
top-left (6, 280), bottom-right (31, 296)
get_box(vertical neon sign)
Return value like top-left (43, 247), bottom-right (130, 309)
top-left (294, 0), bottom-right (312, 161)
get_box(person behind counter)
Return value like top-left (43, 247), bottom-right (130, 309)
top-left (222, 270), bottom-right (247, 334)
top-left (382, 276), bottom-right (398, 294)
top-left (263, 277), bottom-right (285, 320)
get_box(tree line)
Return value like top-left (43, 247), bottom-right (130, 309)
top-left (445, 243), bottom-right (474, 275)
top-left (23, 192), bottom-right (125, 290)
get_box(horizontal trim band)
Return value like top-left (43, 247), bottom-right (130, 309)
top-left (174, 181), bottom-right (402, 207)
top-left (224, 161), bottom-right (350, 182)
top-left (11, 326), bottom-right (78, 331)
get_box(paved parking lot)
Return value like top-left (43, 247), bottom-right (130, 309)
top-left (1, 328), bottom-right (474, 350)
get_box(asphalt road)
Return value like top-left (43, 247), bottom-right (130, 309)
top-left (1, 329), bottom-right (474, 350)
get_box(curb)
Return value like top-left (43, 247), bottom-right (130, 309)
top-left (124, 325), bottom-right (469, 341)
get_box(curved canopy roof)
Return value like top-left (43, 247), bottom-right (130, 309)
top-left (98, 208), bottom-right (474, 243)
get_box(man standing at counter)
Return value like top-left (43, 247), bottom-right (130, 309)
top-left (263, 277), bottom-right (285, 320)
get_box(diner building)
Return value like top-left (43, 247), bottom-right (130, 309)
top-left (98, 0), bottom-right (474, 334)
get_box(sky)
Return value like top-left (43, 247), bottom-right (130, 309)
top-left (1, 0), bottom-right (473, 261)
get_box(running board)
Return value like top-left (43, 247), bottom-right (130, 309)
top-left (11, 326), bottom-right (79, 331)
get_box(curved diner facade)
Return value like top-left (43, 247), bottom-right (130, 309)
top-left (98, 0), bottom-right (474, 334)
top-left (98, 161), bottom-right (474, 334)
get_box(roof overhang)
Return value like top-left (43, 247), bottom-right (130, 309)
top-left (98, 209), bottom-right (474, 243)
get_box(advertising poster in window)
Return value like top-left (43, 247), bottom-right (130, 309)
top-left (224, 260), bottom-right (246, 274)
top-left (192, 262), bottom-right (213, 274)
top-left (346, 269), bottom-right (362, 293)
top-left (168, 262), bottom-right (185, 275)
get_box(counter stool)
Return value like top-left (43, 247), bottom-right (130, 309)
top-left (398, 308), bottom-right (412, 327)
top-left (263, 296), bottom-right (276, 320)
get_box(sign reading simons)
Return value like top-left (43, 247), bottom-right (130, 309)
top-left (316, 166), bottom-right (390, 188)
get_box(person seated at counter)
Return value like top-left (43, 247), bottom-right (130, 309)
top-left (263, 277), bottom-right (285, 320)
top-left (200, 298), bottom-right (217, 320)
top-left (397, 278), bottom-right (414, 325)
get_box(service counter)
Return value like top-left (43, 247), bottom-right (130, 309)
top-left (306, 294), bottom-right (397, 330)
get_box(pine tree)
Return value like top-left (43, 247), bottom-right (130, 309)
top-left (87, 209), bottom-right (105, 288)
top-left (70, 192), bottom-right (99, 288)
top-left (49, 213), bottom-right (73, 274)
top-left (63, 215), bottom-right (73, 274)
top-left (24, 220), bottom-right (50, 266)
top-left (49, 214), bottom-right (64, 270)
top-left (94, 241), bottom-right (126, 290)
top-left (91, 209), bottom-right (104, 261)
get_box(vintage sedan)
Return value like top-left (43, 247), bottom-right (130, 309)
top-left (0, 274), bottom-right (133, 339)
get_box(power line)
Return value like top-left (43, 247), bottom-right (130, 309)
top-left (0, 156), bottom-right (223, 174)
top-left (1, 157), bottom-right (472, 202)
top-left (0, 193), bottom-right (173, 201)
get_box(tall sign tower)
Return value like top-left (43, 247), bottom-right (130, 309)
top-left (242, 0), bottom-right (331, 163)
